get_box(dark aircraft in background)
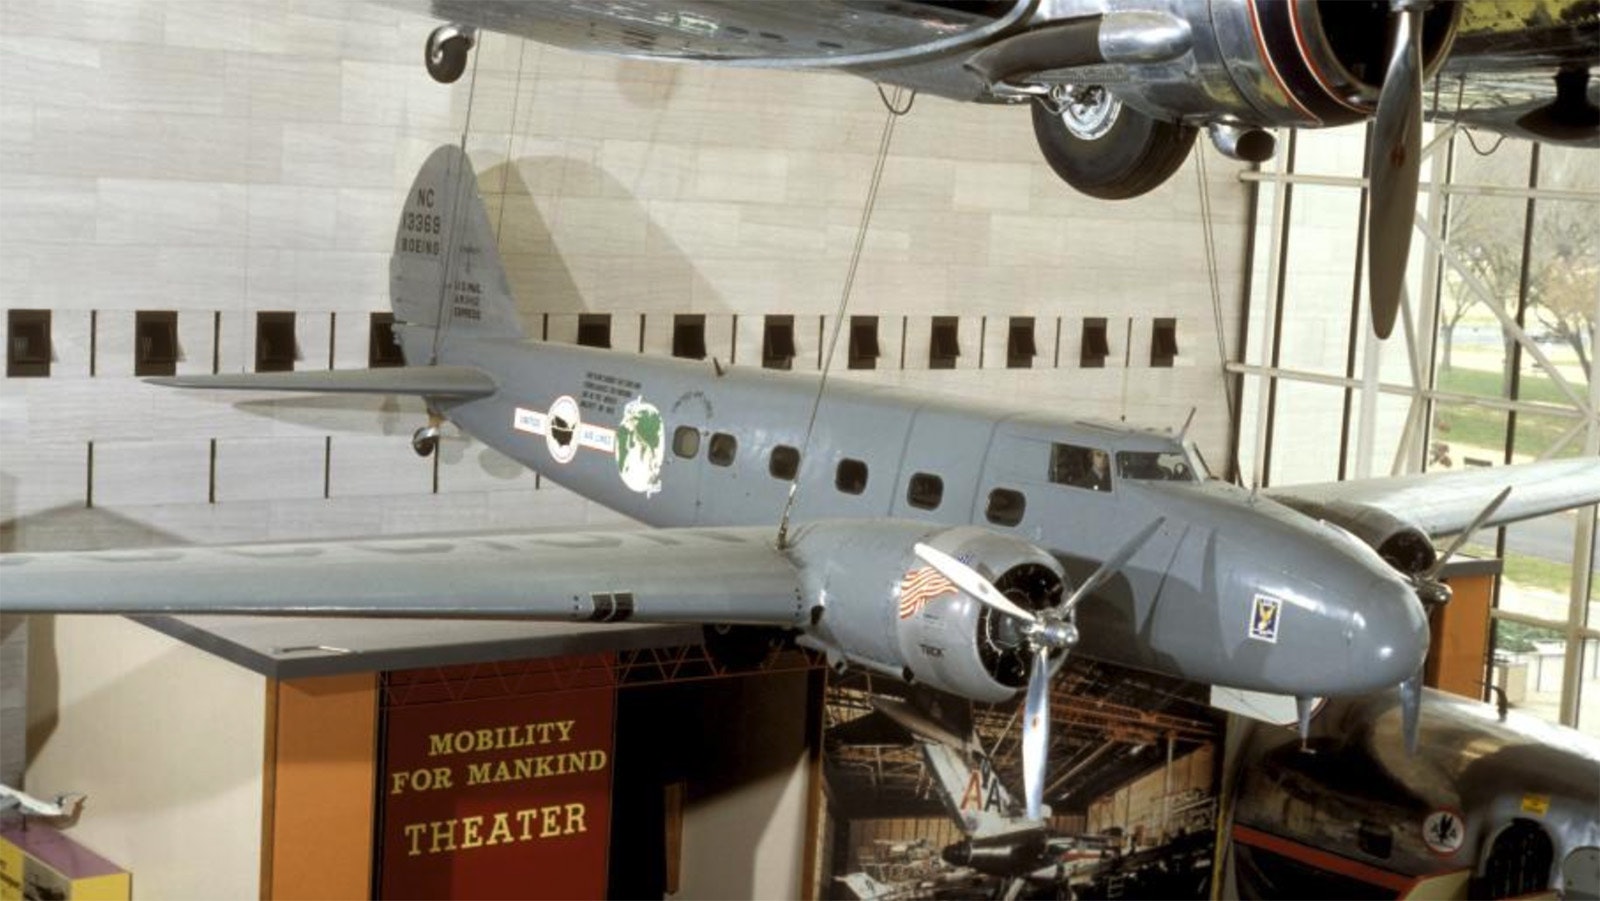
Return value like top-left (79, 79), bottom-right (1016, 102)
top-left (4, 146), bottom-right (1597, 819)
top-left (1227, 688), bottom-right (1600, 899)
top-left (403, 0), bottom-right (1598, 340)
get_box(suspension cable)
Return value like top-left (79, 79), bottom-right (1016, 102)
top-left (777, 85), bottom-right (909, 548)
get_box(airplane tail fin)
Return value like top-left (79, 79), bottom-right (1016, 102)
top-left (390, 144), bottom-right (526, 362)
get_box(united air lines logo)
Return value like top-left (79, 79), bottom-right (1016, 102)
top-left (513, 396), bottom-right (615, 464)
top-left (1248, 593), bottom-right (1283, 643)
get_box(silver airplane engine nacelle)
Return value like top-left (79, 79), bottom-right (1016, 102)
top-left (1084, 0), bottom-right (1462, 132)
top-left (785, 521), bottom-right (1066, 704)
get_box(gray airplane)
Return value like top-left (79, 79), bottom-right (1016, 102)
top-left (3, 145), bottom-right (1597, 819)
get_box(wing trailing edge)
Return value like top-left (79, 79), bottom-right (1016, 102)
top-left (0, 527), bottom-right (805, 626)
top-left (148, 366), bottom-right (497, 399)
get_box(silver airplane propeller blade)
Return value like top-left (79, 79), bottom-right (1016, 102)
top-left (1424, 486), bottom-right (1512, 581)
top-left (913, 542), bottom-right (1039, 624)
top-left (1022, 645), bottom-right (1051, 822)
top-left (1366, 0), bottom-right (1423, 340)
top-left (1059, 518), bottom-right (1166, 616)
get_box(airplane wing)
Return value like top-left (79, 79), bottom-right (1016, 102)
top-left (421, 0), bottom-right (1034, 68)
top-left (1264, 457), bottom-right (1600, 539)
top-left (0, 527), bottom-right (804, 626)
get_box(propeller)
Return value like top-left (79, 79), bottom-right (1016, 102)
top-left (1397, 486), bottom-right (1512, 753)
top-left (1366, 0), bottom-right (1424, 340)
top-left (913, 517), bottom-right (1165, 821)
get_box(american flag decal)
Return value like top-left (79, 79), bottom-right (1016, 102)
top-left (899, 566), bottom-right (958, 619)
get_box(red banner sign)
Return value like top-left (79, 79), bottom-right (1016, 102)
top-left (377, 658), bottom-right (616, 899)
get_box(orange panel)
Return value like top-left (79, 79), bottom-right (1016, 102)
top-left (1427, 573), bottom-right (1494, 700)
top-left (262, 673), bottom-right (378, 901)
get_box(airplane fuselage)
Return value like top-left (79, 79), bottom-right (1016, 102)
top-left (418, 328), bottom-right (1427, 700)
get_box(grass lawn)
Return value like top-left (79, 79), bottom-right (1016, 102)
top-left (1433, 367), bottom-right (1588, 459)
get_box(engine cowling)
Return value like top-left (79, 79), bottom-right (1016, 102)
top-left (1070, 0), bottom-right (1462, 130)
top-left (784, 520), bottom-right (1066, 704)
top-left (1275, 497), bottom-right (1436, 577)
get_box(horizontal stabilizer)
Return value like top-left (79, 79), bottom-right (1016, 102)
top-left (148, 366), bottom-right (497, 398)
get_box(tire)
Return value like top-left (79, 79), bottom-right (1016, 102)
top-left (1031, 96), bottom-right (1199, 200)
top-left (425, 26), bottom-right (471, 84)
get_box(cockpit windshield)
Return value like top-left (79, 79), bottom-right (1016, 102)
top-left (1116, 449), bottom-right (1201, 483)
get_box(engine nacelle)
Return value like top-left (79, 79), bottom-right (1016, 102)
top-left (785, 520), bottom-right (1066, 704)
top-left (1276, 497), bottom-right (1436, 576)
top-left (1060, 0), bottom-right (1462, 130)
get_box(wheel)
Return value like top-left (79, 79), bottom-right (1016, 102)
top-left (425, 24), bottom-right (474, 84)
top-left (1030, 86), bottom-right (1198, 200)
top-left (412, 425), bottom-right (440, 457)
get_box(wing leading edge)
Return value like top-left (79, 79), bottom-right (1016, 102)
top-left (1266, 457), bottom-right (1600, 538)
top-left (0, 527), bottom-right (805, 627)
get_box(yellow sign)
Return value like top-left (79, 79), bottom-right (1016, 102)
top-left (1521, 793), bottom-right (1550, 816)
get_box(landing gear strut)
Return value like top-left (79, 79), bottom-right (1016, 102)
top-left (425, 24), bottom-right (476, 84)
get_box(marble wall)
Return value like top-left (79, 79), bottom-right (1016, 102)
top-left (1, 0), bottom-right (1253, 554)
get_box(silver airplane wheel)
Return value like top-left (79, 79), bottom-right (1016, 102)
top-left (1031, 86), bottom-right (1198, 200)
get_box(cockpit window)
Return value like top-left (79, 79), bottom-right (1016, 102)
top-left (1116, 450), bottom-right (1199, 483)
top-left (1049, 443), bottom-right (1112, 492)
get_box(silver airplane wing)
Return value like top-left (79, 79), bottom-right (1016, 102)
top-left (1265, 457), bottom-right (1600, 539)
top-left (0, 527), bottom-right (804, 626)
top-left (422, 0), bottom-right (1034, 68)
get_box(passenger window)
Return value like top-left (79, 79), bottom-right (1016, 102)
top-left (836, 458), bottom-right (868, 495)
top-left (986, 488), bottom-right (1026, 526)
top-left (906, 473), bottom-right (943, 510)
top-left (708, 432), bottom-right (737, 466)
top-left (672, 426), bottom-right (700, 459)
top-left (769, 445), bottom-right (800, 481)
top-left (1049, 443), bottom-right (1112, 492)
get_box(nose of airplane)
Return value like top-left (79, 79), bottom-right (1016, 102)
top-left (1347, 573), bottom-right (1430, 694)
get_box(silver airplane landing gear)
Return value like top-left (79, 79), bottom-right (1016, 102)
top-left (1032, 84), bottom-right (1197, 200)
top-left (424, 24), bottom-right (476, 84)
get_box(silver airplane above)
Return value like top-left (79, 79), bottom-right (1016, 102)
top-left (402, 0), bottom-right (1599, 339)
top-left (3, 145), bottom-right (1597, 820)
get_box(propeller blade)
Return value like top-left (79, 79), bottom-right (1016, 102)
top-left (1366, 2), bottom-right (1423, 340)
top-left (1059, 517), bottom-right (1166, 615)
top-left (913, 542), bottom-right (1038, 624)
top-left (1400, 667), bottom-right (1424, 755)
top-left (1426, 486), bottom-right (1512, 580)
top-left (1022, 646), bottom-right (1051, 821)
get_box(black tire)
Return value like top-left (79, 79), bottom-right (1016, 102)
top-left (1031, 98), bottom-right (1198, 200)
top-left (425, 27), bottom-right (471, 84)
top-left (411, 429), bottom-right (439, 457)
